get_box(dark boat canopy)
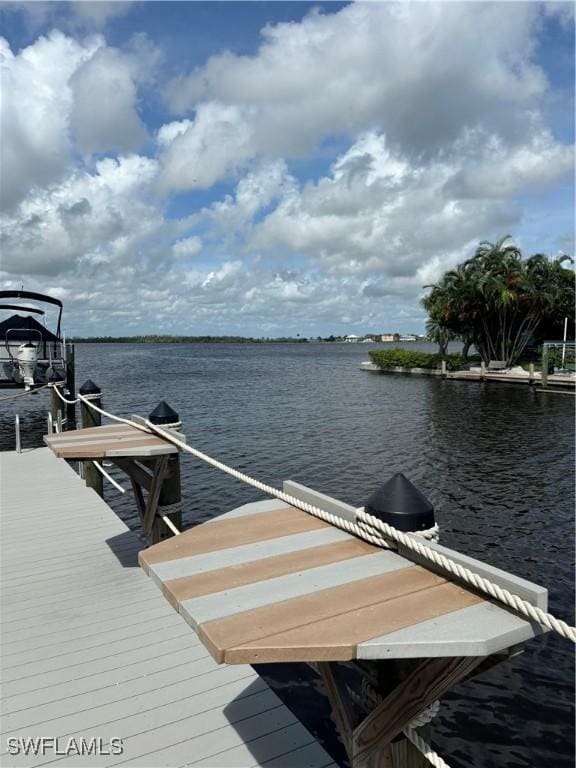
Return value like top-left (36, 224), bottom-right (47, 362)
top-left (0, 291), bottom-right (62, 337)
top-left (0, 304), bottom-right (45, 316)
top-left (0, 314), bottom-right (61, 343)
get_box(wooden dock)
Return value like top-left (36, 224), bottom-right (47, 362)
top-left (359, 361), bottom-right (576, 388)
top-left (0, 448), bottom-right (336, 768)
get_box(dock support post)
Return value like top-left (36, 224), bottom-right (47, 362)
top-left (49, 372), bottom-right (66, 433)
top-left (440, 359), bottom-right (447, 378)
top-left (480, 360), bottom-right (486, 380)
top-left (148, 401), bottom-right (183, 544)
top-left (319, 655), bottom-right (483, 768)
top-left (528, 363), bottom-right (535, 384)
top-left (79, 380), bottom-right (103, 498)
top-left (65, 343), bottom-right (76, 428)
top-left (541, 346), bottom-right (548, 388)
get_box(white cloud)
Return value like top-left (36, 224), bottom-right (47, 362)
top-left (444, 131), bottom-right (574, 199)
top-left (0, 2), bottom-right (136, 32)
top-left (1, 154), bottom-right (164, 275)
top-left (0, 31), bottom-right (100, 209)
top-left (157, 103), bottom-right (255, 191)
top-left (248, 132), bottom-right (520, 279)
top-left (0, 4), bottom-right (572, 338)
top-left (70, 46), bottom-right (148, 153)
top-left (172, 236), bottom-right (202, 259)
top-left (157, 119), bottom-right (193, 147)
top-left (70, 2), bottom-right (135, 29)
top-left (0, 31), bottom-right (156, 208)
top-left (163, 2), bottom-right (550, 191)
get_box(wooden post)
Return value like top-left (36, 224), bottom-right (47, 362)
top-left (148, 401), bottom-right (183, 544)
top-left (352, 656), bottom-right (483, 767)
top-left (541, 346), bottom-right (548, 388)
top-left (319, 655), bottom-right (483, 768)
top-left (48, 373), bottom-right (66, 433)
top-left (355, 477), bottom-right (438, 767)
top-left (79, 379), bottom-right (103, 498)
top-left (65, 342), bottom-right (76, 429)
top-left (440, 359), bottom-right (447, 378)
top-left (480, 360), bottom-right (486, 380)
top-left (528, 362), bottom-right (535, 384)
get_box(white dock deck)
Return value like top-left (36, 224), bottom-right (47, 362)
top-left (0, 449), bottom-right (336, 768)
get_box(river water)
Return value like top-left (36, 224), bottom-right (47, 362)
top-left (2, 342), bottom-right (574, 768)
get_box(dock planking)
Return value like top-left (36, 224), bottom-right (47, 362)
top-left (0, 449), bottom-right (336, 768)
top-left (139, 495), bottom-right (545, 666)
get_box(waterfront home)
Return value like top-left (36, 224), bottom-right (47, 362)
top-left (345, 334), bottom-right (359, 343)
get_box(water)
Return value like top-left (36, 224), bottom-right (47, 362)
top-left (2, 342), bottom-right (574, 767)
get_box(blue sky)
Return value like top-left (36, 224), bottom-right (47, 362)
top-left (1, 1), bottom-right (574, 337)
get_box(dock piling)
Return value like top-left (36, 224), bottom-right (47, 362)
top-left (15, 414), bottom-right (21, 453)
top-left (48, 370), bottom-right (66, 432)
top-left (65, 342), bottom-right (76, 427)
top-left (319, 476), bottom-right (439, 767)
top-left (79, 379), bottom-right (103, 498)
top-left (148, 401), bottom-right (183, 544)
top-left (541, 346), bottom-right (549, 388)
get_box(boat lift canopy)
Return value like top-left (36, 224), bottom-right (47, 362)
top-left (0, 290), bottom-right (63, 338)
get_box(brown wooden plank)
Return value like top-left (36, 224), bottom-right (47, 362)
top-left (47, 436), bottom-right (157, 451)
top-left (139, 507), bottom-right (328, 567)
top-left (46, 425), bottom-right (140, 439)
top-left (51, 438), bottom-right (172, 459)
top-left (112, 458), bottom-right (154, 492)
top-left (48, 433), bottom-right (161, 448)
top-left (199, 568), bottom-right (483, 663)
top-left (163, 538), bottom-right (377, 608)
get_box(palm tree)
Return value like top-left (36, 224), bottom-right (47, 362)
top-left (422, 237), bottom-right (574, 366)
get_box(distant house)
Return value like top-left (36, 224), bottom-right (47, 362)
top-left (399, 334), bottom-right (418, 342)
top-left (380, 333), bottom-right (399, 342)
top-left (344, 334), bottom-right (359, 343)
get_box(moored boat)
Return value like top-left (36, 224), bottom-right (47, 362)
top-left (0, 290), bottom-right (66, 389)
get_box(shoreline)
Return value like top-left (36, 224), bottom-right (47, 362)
top-left (360, 361), bottom-right (576, 389)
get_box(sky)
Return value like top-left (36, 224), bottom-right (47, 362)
top-left (0, 1), bottom-right (574, 338)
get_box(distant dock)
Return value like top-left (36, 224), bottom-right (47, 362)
top-left (360, 361), bottom-right (576, 389)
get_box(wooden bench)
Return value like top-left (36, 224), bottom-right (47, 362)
top-left (139, 481), bottom-right (546, 767)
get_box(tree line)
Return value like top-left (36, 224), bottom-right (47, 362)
top-left (70, 335), bottom-right (311, 344)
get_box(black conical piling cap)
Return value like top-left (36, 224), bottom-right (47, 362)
top-left (149, 400), bottom-right (179, 425)
top-left (79, 379), bottom-right (101, 395)
top-left (365, 473), bottom-right (435, 532)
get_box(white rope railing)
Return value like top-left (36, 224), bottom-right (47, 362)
top-left (161, 515), bottom-right (181, 536)
top-left (403, 726), bottom-right (451, 768)
top-left (51, 385), bottom-right (576, 645)
top-left (143, 420), bottom-right (576, 644)
top-left (91, 460), bottom-right (126, 494)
